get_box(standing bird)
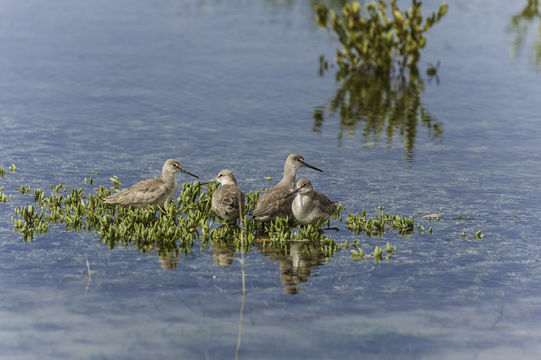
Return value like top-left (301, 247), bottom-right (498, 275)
top-left (285, 178), bottom-right (337, 225)
top-left (102, 159), bottom-right (198, 208)
top-left (204, 169), bottom-right (245, 223)
top-left (251, 153), bottom-right (323, 222)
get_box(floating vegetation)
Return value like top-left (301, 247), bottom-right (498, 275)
top-left (315, 0), bottom-right (448, 76)
top-left (346, 206), bottom-right (415, 237)
top-left (350, 247), bottom-right (365, 261)
top-left (1, 165), bottom-right (15, 203)
top-left (5, 176), bottom-right (378, 263)
top-left (350, 242), bottom-right (396, 264)
top-left (459, 228), bottom-right (485, 241)
top-left (1, 164), bottom-right (485, 270)
top-left (1, 164), bottom-right (17, 178)
top-left (6, 175), bottom-right (340, 257)
top-left (83, 176), bottom-right (95, 186)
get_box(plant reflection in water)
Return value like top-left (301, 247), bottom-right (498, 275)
top-left (508, 0), bottom-right (541, 67)
top-left (314, 71), bottom-right (442, 160)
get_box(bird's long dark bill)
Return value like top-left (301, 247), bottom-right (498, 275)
top-left (301, 161), bottom-right (323, 172)
top-left (200, 178), bottom-right (216, 185)
top-left (182, 169), bottom-right (199, 178)
top-left (284, 189), bottom-right (299, 199)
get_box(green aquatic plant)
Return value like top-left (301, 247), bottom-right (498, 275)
top-left (11, 180), bottom-right (214, 249)
top-left (346, 206), bottom-right (415, 237)
top-left (203, 221), bottom-right (255, 254)
top-left (350, 242), bottom-right (396, 263)
top-left (315, 0), bottom-right (448, 76)
top-left (83, 176), bottom-right (95, 186)
top-left (12, 204), bottom-right (50, 241)
top-left (7, 167), bottom-right (470, 266)
top-left (245, 189), bottom-right (260, 213)
top-left (17, 185), bottom-right (32, 195)
top-left (0, 164), bottom-right (17, 180)
top-left (108, 176), bottom-right (122, 191)
top-left (350, 247), bottom-right (365, 261)
top-left (373, 245), bottom-right (383, 263)
top-left (331, 201), bottom-right (343, 223)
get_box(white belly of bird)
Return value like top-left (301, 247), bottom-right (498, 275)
top-left (292, 194), bottom-right (326, 225)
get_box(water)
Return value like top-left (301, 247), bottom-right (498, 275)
top-left (1, 0), bottom-right (541, 358)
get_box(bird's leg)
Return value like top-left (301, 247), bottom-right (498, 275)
top-left (321, 227), bottom-right (339, 232)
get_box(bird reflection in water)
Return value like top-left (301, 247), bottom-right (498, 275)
top-left (256, 239), bottom-right (328, 294)
top-left (158, 251), bottom-right (179, 270)
top-left (211, 238), bottom-right (236, 267)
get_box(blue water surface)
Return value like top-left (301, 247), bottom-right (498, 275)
top-left (1, 0), bottom-right (541, 359)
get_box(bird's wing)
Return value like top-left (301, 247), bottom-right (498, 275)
top-left (251, 187), bottom-right (292, 218)
top-left (312, 192), bottom-right (337, 215)
top-left (103, 179), bottom-right (166, 205)
top-left (215, 186), bottom-right (245, 215)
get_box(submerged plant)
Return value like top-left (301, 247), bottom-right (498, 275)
top-left (315, 0), bottom-right (448, 76)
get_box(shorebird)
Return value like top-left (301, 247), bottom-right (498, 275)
top-left (251, 153), bottom-right (323, 222)
top-left (285, 178), bottom-right (336, 225)
top-left (102, 159), bottom-right (198, 208)
top-left (204, 169), bottom-right (245, 222)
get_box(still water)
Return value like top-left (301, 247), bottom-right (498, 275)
top-left (1, 0), bottom-right (541, 359)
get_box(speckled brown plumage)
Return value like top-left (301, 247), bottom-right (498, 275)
top-left (102, 159), bottom-right (198, 208)
top-left (251, 153), bottom-right (323, 222)
top-left (208, 170), bottom-right (245, 222)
